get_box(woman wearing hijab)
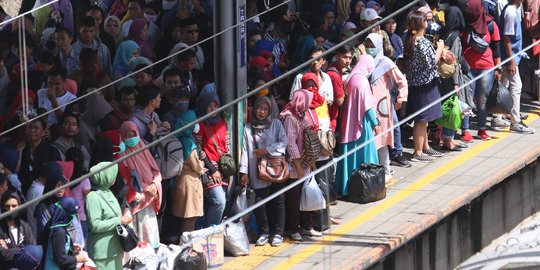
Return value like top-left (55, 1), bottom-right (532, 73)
top-left (239, 96), bottom-right (287, 247)
top-left (86, 162), bottom-right (132, 269)
top-left (42, 197), bottom-right (86, 269)
top-left (342, 0), bottom-right (366, 32)
top-left (117, 121), bottom-right (162, 248)
top-left (128, 18), bottom-right (156, 61)
top-left (194, 92), bottom-right (229, 227)
top-left (365, 33), bottom-right (408, 180)
top-left (279, 89), bottom-right (320, 241)
top-left (460, 0), bottom-right (502, 142)
top-left (113, 40), bottom-right (140, 80)
top-left (439, 6), bottom-right (471, 151)
top-left (105, 15), bottom-right (126, 46)
top-left (335, 54), bottom-right (380, 196)
top-left (0, 192), bottom-right (37, 267)
top-left (171, 110), bottom-right (205, 242)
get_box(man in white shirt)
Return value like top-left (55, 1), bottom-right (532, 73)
top-left (37, 66), bottom-right (76, 125)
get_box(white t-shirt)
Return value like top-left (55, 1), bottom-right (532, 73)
top-left (37, 88), bottom-right (77, 125)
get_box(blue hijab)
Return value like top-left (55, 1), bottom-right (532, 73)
top-left (175, 110), bottom-right (199, 160)
top-left (196, 92), bottom-right (222, 125)
top-left (113, 40), bottom-right (140, 76)
top-left (42, 197), bottom-right (79, 269)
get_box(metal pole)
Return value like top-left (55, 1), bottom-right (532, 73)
top-left (214, 0), bottom-right (239, 194)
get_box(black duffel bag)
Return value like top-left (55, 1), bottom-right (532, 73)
top-left (487, 80), bottom-right (513, 114)
top-left (348, 163), bottom-right (387, 203)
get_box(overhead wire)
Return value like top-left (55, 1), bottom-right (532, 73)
top-left (0, 0), bottom-right (60, 27)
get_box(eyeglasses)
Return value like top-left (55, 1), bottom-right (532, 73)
top-left (187, 29), bottom-right (199, 34)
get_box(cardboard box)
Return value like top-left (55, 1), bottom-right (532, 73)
top-left (192, 233), bottom-right (224, 269)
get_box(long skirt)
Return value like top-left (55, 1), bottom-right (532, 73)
top-left (335, 117), bottom-right (379, 196)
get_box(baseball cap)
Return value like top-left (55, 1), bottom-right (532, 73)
top-left (170, 85), bottom-right (192, 99)
top-left (360, 8), bottom-right (382, 21)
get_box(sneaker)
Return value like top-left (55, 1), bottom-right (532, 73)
top-left (477, 130), bottom-right (492, 141)
top-left (271, 235), bottom-right (283, 247)
top-left (521, 113), bottom-right (529, 120)
top-left (390, 154), bottom-right (412, 167)
top-left (491, 117), bottom-right (510, 131)
top-left (510, 122), bottom-right (535, 134)
top-left (256, 234), bottom-right (269, 246)
top-left (461, 131), bottom-right (473, 143)
top-left (290, 232), bottom-right (302, 241)
top-left (385, 174), bottom-right (392, 183)
top-left (411, 153), bottom-right (434, 163)
top-left (301, 228), bottom-right (323, 237)
top-left (423, 148), bottom-right (443, 157)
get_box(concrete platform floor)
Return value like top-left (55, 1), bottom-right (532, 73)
top-left (221, 102), bottom-right (540, 270)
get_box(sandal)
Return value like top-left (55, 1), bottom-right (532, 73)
top-left (331, 217), bottom-right (341, 225)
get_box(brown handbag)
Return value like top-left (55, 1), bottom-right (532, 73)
top-left (252, 126), bottom-right (289, 183)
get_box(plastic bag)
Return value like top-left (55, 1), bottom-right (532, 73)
top-left (173, 246), bottom-right (208, 270)
top-left (348, 163), bottom-right (387, 203)
top-left (124, 244), bottom-right (158, 270)
top-left (224, 220), bottom-right (250, 256)
top-left (487, 80), bottom-right (513, 114)
top-left (156, 244), bottom-right (184, 270)
top-left (300, 176), bottom-right (326, 211)
top-left (230, 186), bottom-right (255, 223)
top-left (435, 95), bottom-right (462, 131)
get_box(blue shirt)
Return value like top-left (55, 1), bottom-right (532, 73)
top-left (500, 4), bottom-right (523, 65)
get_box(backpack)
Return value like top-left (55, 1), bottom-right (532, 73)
top-left (151, 127), bottom-right (184, 179)
top-left (285, 115), bottom-right (321, 168)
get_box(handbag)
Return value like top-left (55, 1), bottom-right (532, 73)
top-left (467, 30), bottom-right (489, 53)
top-left (299, 176), bottom-right (326, 211)
top-left (252, 127), bottom-right (289, 183)
top-left (94, 190), bottom-right (139, 252)
top-left (204, 125), bottom-right (236, 178)
top-left (435, 95), bottom-right (462, 131)
top-left (348, 163), bottom-right (386, 203)
top-left (308, 110), bottom-right (335, 156)
top-left (437, 48), bottom-right (457, 79)
top-left (487, 80), bottom-right (513, 114)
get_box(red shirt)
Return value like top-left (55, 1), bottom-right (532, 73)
top-left (463, 23), bottom-right (501, 70)
top-left (194, 120), bottom-right (229, 163)
top-left (326, 64), bottom-right (345, 132)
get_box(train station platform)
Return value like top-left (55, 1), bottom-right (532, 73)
top-left (220, 102), bottom-right (540, 270)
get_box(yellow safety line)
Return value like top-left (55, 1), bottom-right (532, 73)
top-left (270, 113), bottom-right (539, 269)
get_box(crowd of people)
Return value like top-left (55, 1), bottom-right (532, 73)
top-left (0, 0), bottom-right (537, 268)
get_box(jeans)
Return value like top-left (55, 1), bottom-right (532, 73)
top-left (501, 65), bottom-right (523, 124)
top-left (441, 127), bottom-right (455, 140)
top-left (462, 69), bottom-right (494, 130)
top-left (391, 109), bottom-right (403, 158)
top-left (254, 183), bottom-right (286, 235)
top-left (204, 186), bottom-right (226, 227)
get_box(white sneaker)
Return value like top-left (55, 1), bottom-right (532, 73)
top-left (301, 228), bottom-right (322, 237)
top-left (510, 122), bottom-right (535, 134)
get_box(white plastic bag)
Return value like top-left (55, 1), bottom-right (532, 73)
top-left (123, 244), bottom-right (158, 270)
top-left (224, 220), bottom-right (250, 256)
top-left (157, 244), bottom-right (184, 270)
top-left (300, 176), bottom-right (326, 211)
top-left (231, 188), bottom-right (248, 217)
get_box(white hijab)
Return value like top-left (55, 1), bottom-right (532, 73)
top-left (366, 33), bottom-right (397, 83)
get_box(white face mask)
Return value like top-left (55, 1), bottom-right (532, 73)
top-left (144, 13), bottom-right (158, 23)
top-left (193, 123), bottom-right (200, 134)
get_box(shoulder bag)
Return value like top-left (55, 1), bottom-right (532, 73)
top-left (204, 124), bottom-right (236, 178)
top-left (94, 190), bottom-right (139, 252)
top-left (252, 126), bottom-right (289, 183)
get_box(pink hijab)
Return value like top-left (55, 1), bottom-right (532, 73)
top-left (128, 18), bottom-right (156, 60)
top-left (118, 121), bottom-right (162, 214)
top-left (280, 89), bottom-right (314, 120)
top-left (339, 54), bottom-right (377, 143)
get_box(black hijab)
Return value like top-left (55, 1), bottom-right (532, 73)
top-left (442, 6), bottom-right (466, 40)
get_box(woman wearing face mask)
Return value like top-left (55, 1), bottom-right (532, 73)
top-left (170, 110), bottom-right (205, 242)
top-left (117, 121), bottom-right (162, 248)
top-left (0, 192), bottom-right (37, 267)
top-left (163, 85), bottom-right (192, 125)
top-left (240, 96), bottom-right (288, 247)
top-left (42, 197), bottom-right (87, 269)
top-left (194, 92), bottom-right (229, 227)
top-left (86, 162), bottom-right (132, 269)
top-left (365, 33), bottom-right (409, 180)
top-left (113, 40), bottom-right (140, 80)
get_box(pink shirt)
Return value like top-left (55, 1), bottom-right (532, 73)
top-left (70, 178), bottom-right (91, 221)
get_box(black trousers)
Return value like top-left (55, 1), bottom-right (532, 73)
top-left (253, 182), bottom-right (286, 235)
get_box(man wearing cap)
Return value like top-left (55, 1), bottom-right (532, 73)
top-left (163, 85), bottom-right (192, 125)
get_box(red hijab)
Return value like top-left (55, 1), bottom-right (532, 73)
top-left (464, 0), bottom-right (492, 35)
top-left (301, 72), bottom-right (325, 109)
